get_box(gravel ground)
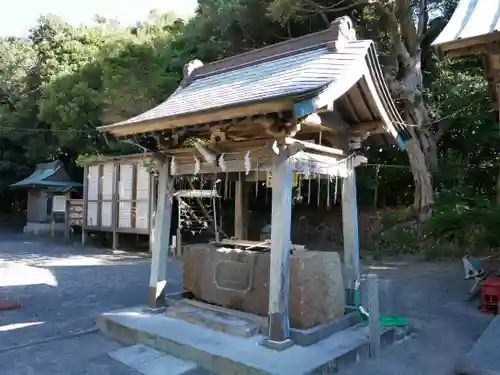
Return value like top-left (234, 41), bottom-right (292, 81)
top-left (0, 232), bottom-right (183, 375)
top-left (344, 260), bottom-right (493, 375)
top-left (0, 231), bottom-right (493, 375)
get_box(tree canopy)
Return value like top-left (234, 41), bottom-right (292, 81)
top-left (0, 1), bottom-right (498, 256)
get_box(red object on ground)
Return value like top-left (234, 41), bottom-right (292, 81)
top-left (481, 276), bottom-right (500, 314)
top-left (0, 299), bottom-right (21, 311)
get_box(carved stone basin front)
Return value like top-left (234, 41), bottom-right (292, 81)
top-left (182, 243), bottom-right (345, 329)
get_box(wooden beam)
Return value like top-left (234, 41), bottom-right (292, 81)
top-left (263, 150), bottom-right (293, 349)
top-left (147, 160), bottom-right (174, 310)
top-left (444, 41), bottom-right (500, 58)
top-left (100, 100), bottom-right (293, 137)
top-left (319, 111), bottom-right (350, 133)
top-left (284, 137), bottom-right (345, 157)
top-left (301, 111), bottom-right (384, 137)
top-left (349, 120), bottom-right (384, 134)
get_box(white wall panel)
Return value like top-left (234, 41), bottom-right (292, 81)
top-left (102, 163), bottom-right (114, 200)
top-left (135, 202), bottom-right (149, 229)
top-left (87, 165), bottom-right (100, 200)
top-left (101, 202), bottom-right (112, 227)
top-left (119, 164), bottom-right (133, 200)
top-left (119, 201), bottom-right (132, 228)
top-left (87, 202), bottom-right (98, 226)
top-left (136, 166), bottom-right (150, 201)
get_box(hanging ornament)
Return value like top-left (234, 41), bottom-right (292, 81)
top-left (244, 151), bottom-right (251, 175)
top-left (194, 155), bottom-right (200, 175)
top-left (218, 154), bottom-right (227, 172)
top-left (170, 156), bottom-right (177, 176)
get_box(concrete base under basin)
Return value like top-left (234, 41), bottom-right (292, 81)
top-left (97, 304), bottom-right (404, 375)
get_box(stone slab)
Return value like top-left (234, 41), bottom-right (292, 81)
top-left (166, 303), bottom-right (260, 338)
top-left (454, 315), bottom-right (500, 375)
top-left (97, 306), bottom-right (399, 375)
top-left (182, 245), bottom-right (345, 329)
top-left (109, 344), bottom-right (199, 375)
top-left (170, 299), bottom-right (359, 346)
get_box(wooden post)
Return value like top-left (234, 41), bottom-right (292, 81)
top-left (148, 170), bottom-right (156, 253)
top-left (147, 159), bottom-right (174, 311)
top-left (341, 162), bottom-right (360, 305)
top-left (263, 151), bottom-right (293, 350)
top-left (111, 163), bottom-right (120, 250)
top-left (64, 194), bottom-right (70, 242)
top-left (213, 196), bottom-right (220, 242)
top-left (234, 173), bottom-right (248, 240)
top-left (81, 165), bottom-right (88, 247)
top-left (97, 164), bottom-right (103, 228)
top-left (367, 274), bottom-right (380, 358)
top-left (176, 196), bottom-right (182, 258)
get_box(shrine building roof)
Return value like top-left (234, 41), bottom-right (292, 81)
top-left (98, 17), bottom-right (410, 149)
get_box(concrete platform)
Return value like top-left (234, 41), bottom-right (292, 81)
top-left (454, 315), bottom-right (500, 375)
top-left (109, 344), bottom-right (201, 375)
top-left (168, 298), bottom-right (360, 347)
top-left (97, 306), bottom-right (400, 375)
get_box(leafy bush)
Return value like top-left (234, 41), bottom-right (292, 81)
top-left (374, 190), bottom-right (500, 260)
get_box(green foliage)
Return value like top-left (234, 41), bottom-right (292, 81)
top-left (0, 0), bottom-right (498, 259)
top-left (375, 191), bottom-right (500, 259)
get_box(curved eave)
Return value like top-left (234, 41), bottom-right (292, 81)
top-left (293, 44), bottom-right (409, 149)
top-left (432, 0), bottom-right (500, 56)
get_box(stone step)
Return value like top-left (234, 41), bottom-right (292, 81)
top-left (109, 343), bottom-right (207, 375)
top-left (98, 306), bottom-right (401, 375)
top-left (166, 301), bottom-right (261, 338)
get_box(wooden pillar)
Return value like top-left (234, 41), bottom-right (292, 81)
top-left (148, 172), bottom-right (157, 253)
top-left (341, 161), bottom-right (360, 304)
top-left (367, 273), bottom-right (380, 358)
top-left (81, 165), bottom-right (88, 246)
top-left (234, 173), bottom-right (248, 240)
top-left (111, 163), bottom-right (120, 250)
top-left (147, 159), bottom-right (174, 310)
top-left (263, 152), bottom-right (293, 350)
top-left (64, 194), bottom-right (70, 242)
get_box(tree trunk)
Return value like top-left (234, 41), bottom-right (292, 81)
top-left (406, 127), bottom-right (434, 220)
top-left (385, 47), bottom-right (436, 216)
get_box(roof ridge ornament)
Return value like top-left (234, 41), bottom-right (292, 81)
top-left (180, 59), bottom-right (204, 87)
top-left (330, 16), bottom-right (357, 42)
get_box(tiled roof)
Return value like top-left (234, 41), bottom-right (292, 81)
top-left (10, 161), bottom-right (82, 189)
top-left (106, 41), bottom-right (372, 128)
top-left (98, 20), bottom-right (410, 145)
top-left (432, 0), bottom-right (500, 50)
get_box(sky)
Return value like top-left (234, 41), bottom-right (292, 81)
top-left (0, 0), bottom-right (198, 37)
